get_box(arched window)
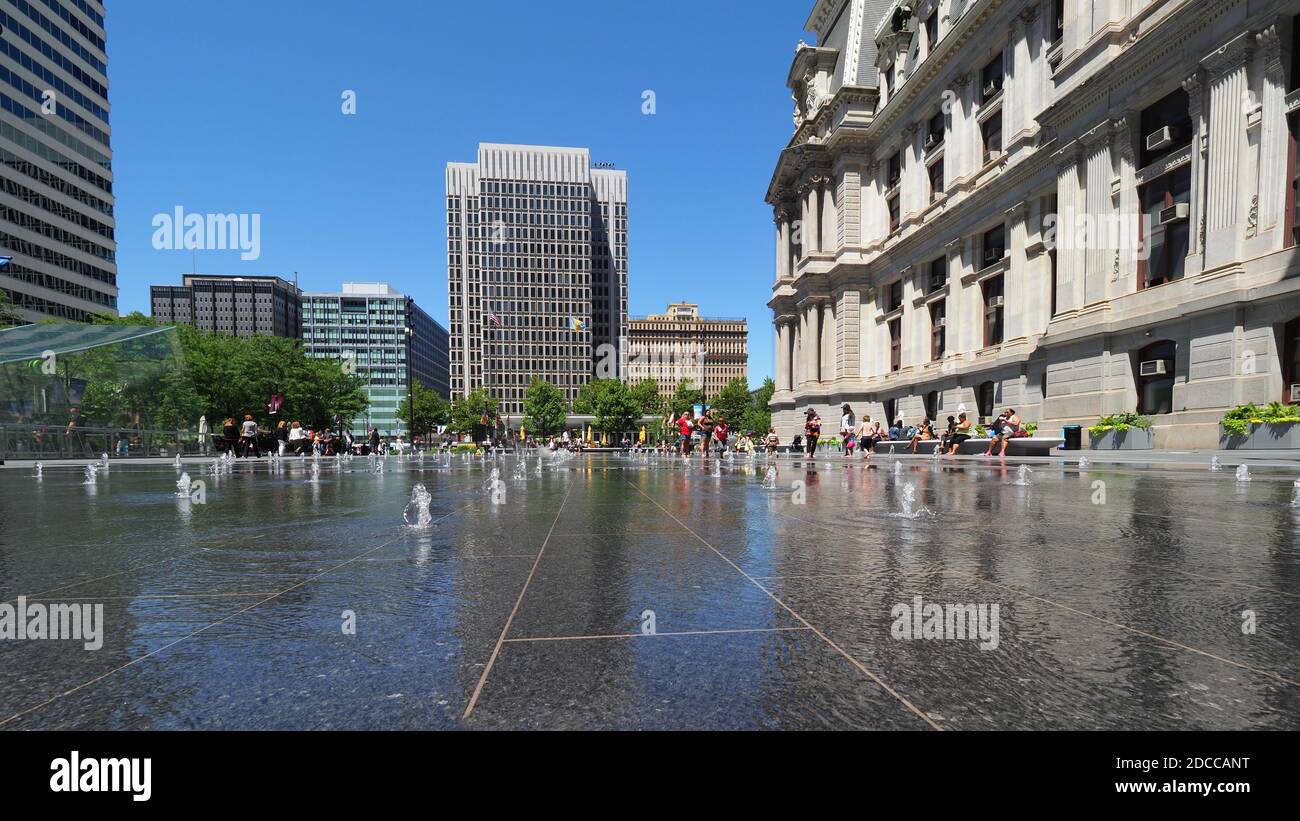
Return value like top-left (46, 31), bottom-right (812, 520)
top-left (1136, 340), bottom-right (1177, 415)
top-left (977, 381), bottom-right (996, 422)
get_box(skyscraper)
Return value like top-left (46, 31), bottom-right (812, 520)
top-left (302, 282), bottom-right (449, 436)
top-left (446, 144), bottom-right (628, 416)
top-left (0, 0), bottom-right (117, 323)
top-left (627, 302), bottom-right (748, 400)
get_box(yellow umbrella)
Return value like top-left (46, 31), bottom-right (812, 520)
top-left (639, 426), bottom-right (646, 444)
top-left (601, 432), bottom-right (608, 446)
top-left (586, 425), bottom-right (592, 443)
top-left (521, 425), bottom-right (526, 441)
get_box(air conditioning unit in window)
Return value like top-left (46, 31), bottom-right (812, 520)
top-left (1158, 203), bottom-right (1190, 226)
top-left (1289, 383), bottom-right (1300, 403)
top-left (1139, 359), bottom-right (1172, 377)
top-left (987, 296), bottom-right (1005, 309)
top-left (984, 247), bottom-right (1004, 264)
top-left (934, 317), bottom-right (947, 328)
top-left (1146, 126), bottom-right (1176, 152)
top-left (925, 132), bottom-right (941, 149)
top-left (982, 80), bottom-right (1002, 99)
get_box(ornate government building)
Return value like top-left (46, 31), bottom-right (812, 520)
top-left (768, 0), bottom-right (1300, 447)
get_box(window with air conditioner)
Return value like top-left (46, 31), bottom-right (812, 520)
top-left (927, 256), bottom-right (948, 294)
top-left (1136, 340), bottom-right (1176, 415)
top-left (982, 112), bottom-right (1003, 163)
top-left (930, 300), bottom-right (946, 361)
top-left (890, 318), bottom-right (903, 372)
top-left (983, 275), bottom-right (1004, 347)
top-left (929, 158), bottom-right (945, 202)
top-left (927, 110), bottom-right (945, 149)
top-left (980, 54), bottom-right (1004, 102)
top-left (982, 225), bottom-right (1006, 266)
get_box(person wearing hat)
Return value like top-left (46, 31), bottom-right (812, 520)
top-left (947, 410), bottom-right (973, 455)
top-left (803, 407), bottom-right (822, 456)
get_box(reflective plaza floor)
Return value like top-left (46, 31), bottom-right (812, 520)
top-left (1, 450), bottom-right (1297, 730)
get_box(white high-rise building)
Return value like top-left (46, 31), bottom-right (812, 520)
top-left (446, 144), bottom-right (628, 416)
top-left (768, 0), bottom-right (1300, 447)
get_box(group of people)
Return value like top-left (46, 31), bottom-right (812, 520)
top-left (673, 409), bottom-right (732, 457)
top-left (206, 415), bottom-right (386, 458)
top-left (782, 404), bottom-right (1028, 457)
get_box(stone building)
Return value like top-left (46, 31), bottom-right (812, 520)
top-left (768, 0), bottom-right (1300, 447)
top-left (627, 302), bottom-right (748, 400)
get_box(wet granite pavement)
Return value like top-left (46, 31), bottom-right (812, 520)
top-left (0, 452), bottom-right (1297, 730)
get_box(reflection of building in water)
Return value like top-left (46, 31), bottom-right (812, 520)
top-left (768, 0), bottom-right (1300, 447)
top-left (627, 303), bottom-right (748, 401)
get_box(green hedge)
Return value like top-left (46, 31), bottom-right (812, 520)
top-left (1221, 402), bottom-right (1300, 437)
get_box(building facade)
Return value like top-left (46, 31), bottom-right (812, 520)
top-left (446, 143), bottom-right (628, 416)
top-left (151, 274), bottom-right (302, 338)
top-left (627, 302), bottom-right (749, 400)
top-left (301, 282), bottom-right (450, 436)
top-left (768, 0), bottom-right (1300, 448)
top-left (0, 0), bottom-right (117, 323)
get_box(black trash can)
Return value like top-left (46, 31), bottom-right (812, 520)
top-left (1062, 424), bottom-right (1082, 451)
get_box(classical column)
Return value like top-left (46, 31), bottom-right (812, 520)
top-left (1082, 125), bottom-right (1113, 306)
top-left (807, 301), bottom-right (822, 384)
top-left (820, 176), bottom-right (837, 252)
top-left (777, 210), bottom-right (792, 280)
top-left (776, 319), bottom-right (792, 392)
top-left (799, 187), bottom-right (811, 262)
top-left (1257, 26), bottom-right (1285, 237)
top-left (1112, 117), bottom-right (1138, 296)
top-left (1202, 34), bottom-right (1252, 269)
top-left (790, 309), bottom-right (800, 387)
top-left (1183, 72), bottom-right (1207, 259)
top-left (1005, 203), bottom-right (1029, 341)
top-left (820, 299), bottom-right (836, 381)
top-left (808, 183), bottom-right (822, 254)
top-left (1055, 145), bottom-right (1083, 313)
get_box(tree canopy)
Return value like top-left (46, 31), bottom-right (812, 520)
top-left (396, 381), bottom-right (451, 440)
top-left (523, 378), bottom-right (567, 435)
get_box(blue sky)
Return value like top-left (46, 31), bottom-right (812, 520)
top-left (106, 0), bottom-right (808, 387)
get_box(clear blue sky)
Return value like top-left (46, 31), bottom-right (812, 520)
top-left (106, 0), bottom-right (808, 387)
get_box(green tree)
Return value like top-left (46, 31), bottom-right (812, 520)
top-left (628, 377), bottom-right (663, 417)
top-left (739, 376), bottom-right (775, 435)
top-left (593, 379), bottom-right (640, 436)
top-left (397, 382), bottom-right (451, 440)
top-left (572, 378), bottom-right (621, 414)
top-left (450, 388), bottom-right (499, 435)
top-left (523, 378), bottom-right (567, 435)
top-left (712, 377), bottom-right (752, 423)
top-left (669, 378), bottom-right (705, 418)
top-left (0, 289), bottom-right (24, 327)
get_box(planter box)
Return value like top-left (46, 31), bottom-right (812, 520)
top-left (1089, 428), bottom-right (1154, 450)
top-left (1219, 422), bottom-right (1300, 450)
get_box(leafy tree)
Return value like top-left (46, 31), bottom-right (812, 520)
top-left (397, 382), bottom-right (451, 440)
top-left (523, 378), bottom-right (567, 435)
top-left (669, 378), bottom-right (705, 418)
top-left (628, 377), bottom-right (663, 417)
top-left (739, 377), bottom-right (775, 435)
top-left (0, 289), bottom-right (24, 327)
top-left (712, 377), bottom-right (752, 423)
top-left (593, 379), bottom-right (640, 436)
top-left (571, 378), bottom-right (621, 414)
top-left (450, 388), bottom-right (499, 435)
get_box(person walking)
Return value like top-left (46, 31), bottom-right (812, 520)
top-left (368, 426), bottom-right (381, 456)
top-left (804, 408), bottom-right (822, 456)
top-left (197, 414), bottom-right (210, 456)
top-left (221, 417), bottom-right (239, 456)
top-left (676, 411), bottom-right (693, 456)
top-left (764, 427), bottom-right (780, 454)
top-left (839, 404), bottom-right (856, 458)
top-left (274, 420), bottom-right (289, 456)
top-left (240, 414), bottom-right (260, 458)
top-left (696, 410), bottom-right (716, 458)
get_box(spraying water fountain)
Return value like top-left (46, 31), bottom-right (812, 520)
top-left (174, 453), bottom-right (183, 469)
top-left (310, 461), bottom-right (321, 482)
top-left (1235, 464), bottom-right (1251, 483)
top-left (403, 483), bottom-right (434, 527)
top-left (1292, 479), bottom-right (1300, 508)
top-left (176, 472), bottom-right (192, 497)
top-left (888, 445), bottom-right (896, 458)
top-left (33, 461), bottom-right (42, 478)
top-left (483, 467), bottom-right (501, 493)
top-left (1078, 456), bottom-right (1090, 469)
top-left (762, 465), bottom-right (778, 490)
top-left (534, 460), bottom-right (543, 478)
top-left (1013, 465), bottom-right (1034, 486)
top-left (893, 460), bottom-right (903, 476)
top-left (895, 482), bottom-right (933, 518)
top-left (83, 465), bottom-right (98, 485)
top-left (513, 458), bottom-right (527, 481)
top-left (711, 458), bottom-right (721, 478)
top-left (100, 453), bottom-right (109, 469)
top-left (1210, 456), bottom-right (1223, 472)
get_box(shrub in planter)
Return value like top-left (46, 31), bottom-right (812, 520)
top-left (1088, 413), bottom-right (1153, 438)
top-left (1221, 403), bottom-right (1300, 437)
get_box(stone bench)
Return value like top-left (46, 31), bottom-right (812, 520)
top-left (872, 437), bottom-right (1063, 456)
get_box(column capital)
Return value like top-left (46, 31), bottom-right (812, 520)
top-left (1257, 25), bottom-right (1284, 73)
top-left (1202, 33), bottom-right (1252, 81)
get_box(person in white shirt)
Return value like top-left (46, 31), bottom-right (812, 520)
top-left (840, 404), bottom-right (856, 457)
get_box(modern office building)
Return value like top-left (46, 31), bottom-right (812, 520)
top-left (150, 274), bottom-right (302, 338)
top-left (446, 143), bottom-right (629, 416)
top-left (0, 0), bottom-right (117, 323)
top-left (302, 282), bottom-right (449, 436)
top-left (627, 302), bottom-right (748, 400)
top-left (768, 0), bottom-right (1300, 448)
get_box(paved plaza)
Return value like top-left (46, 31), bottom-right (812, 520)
top-left (1, 451), bottom-right (1297, 730)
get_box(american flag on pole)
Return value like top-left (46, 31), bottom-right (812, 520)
top-left (486, 311), bottom-right (502, 327)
